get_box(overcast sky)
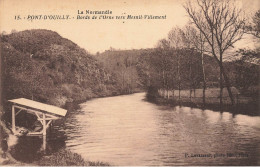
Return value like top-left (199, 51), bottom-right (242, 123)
top-left (1, 0), bottom-right (259, 54)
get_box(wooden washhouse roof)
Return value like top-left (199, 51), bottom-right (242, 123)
top-left (8, 98), bottom-right (67, 117)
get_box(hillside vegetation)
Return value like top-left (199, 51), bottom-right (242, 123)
top-left (1, 29), bottom-right (119, 108)
top-left (96, 49), bottom-right (154, 93)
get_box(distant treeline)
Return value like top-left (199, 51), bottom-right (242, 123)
top-left (97, 47), bottom-right (258, 93)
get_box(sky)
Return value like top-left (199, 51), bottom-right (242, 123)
top-left (0, 0), bottom-right (259, 54)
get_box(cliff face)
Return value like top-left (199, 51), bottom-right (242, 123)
top-left (1, 29), bottom-right (119, 107)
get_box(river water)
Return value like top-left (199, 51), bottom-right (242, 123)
top-left (11, 92), bottom-right (260, 165)
top-left (62, 93), bottom-right (259, 166)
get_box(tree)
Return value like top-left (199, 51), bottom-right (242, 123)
top-left (168, 27), bottom-right (184, 100)
top-left (184, 25), bottom-right (208, 105)
top-left (0, 32), bottom-right (3, 119)
top-left (181, 25), bottom-right (197, 102)
top-left (245, 10), bottom-right (260, 39)
top-left (1, 31), bottom-right (7, 36)
top-left (157, 39), bottom-right (170, 49)
top-left (184, 0), bottom-right (245, 106)
top-left (156, 39), bottom-right (172, 98)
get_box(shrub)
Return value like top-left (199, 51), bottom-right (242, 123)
top-left (36, 148), bottom-right (109, 166)
top-left (146, 86), bottom-right (159, 102)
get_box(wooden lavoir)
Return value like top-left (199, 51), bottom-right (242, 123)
top-left (8, 98), bottom-right (67, 150)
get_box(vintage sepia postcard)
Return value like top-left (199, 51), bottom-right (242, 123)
top-left (0, 0), bottom-right (259, 166)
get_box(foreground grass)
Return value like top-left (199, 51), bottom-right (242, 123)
top-left (36, 148), bottom-right (109, 166)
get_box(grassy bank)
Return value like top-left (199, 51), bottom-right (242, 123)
top-left (153, 96), bottom-right (258, 116)
top-left (147, 88), bottom-right (259, 116)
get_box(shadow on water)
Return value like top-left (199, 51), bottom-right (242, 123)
top-left (10, 122), bottom-right (67, 163)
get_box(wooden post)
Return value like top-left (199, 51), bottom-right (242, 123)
top-left (12, 105), bottom-right (15, 133)
top-left (43, 135), bottom-right (46, 152)
top-left (42, 113), bottom-right (46, 151)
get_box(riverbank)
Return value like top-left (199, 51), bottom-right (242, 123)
top-left (0, 118), bottom-right (110, 166)
top-left (1, 147), bottom-right (110, 166)
top-left (147, 88), bottom-right (259, 116)
top-left (1, 90), bottom-right (144, 166)
top-left (36, 149), bottom-right (110, 166)
top-left (152, 96), bottom-right (258, 116)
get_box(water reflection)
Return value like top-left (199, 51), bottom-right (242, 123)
top-left (234, 115), bottom-right (260, 128)
top-left (63, 93), bottom-right (260, 165)
top-left (12, 93), bottom-right (260, 165)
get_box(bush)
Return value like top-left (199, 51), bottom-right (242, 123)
top-left (146, 86), bottom-right (159, 102)
top-left (36, 148), bottom-right (109, 166)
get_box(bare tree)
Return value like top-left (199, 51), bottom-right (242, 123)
top-left (156, 39), bottom-right (175, 99)
top-left (157, 39), bottom-right (170, 98)
top-left (184, 0), bottom-right (245, 106)
top-left (245, 10), bottom-right (260, 39)
top-left (168, 27), bottom-right (184, 101)
top-left (186, 25), bottom-right (208, 105)
top-left (182, 25), bottom-right (196, 102)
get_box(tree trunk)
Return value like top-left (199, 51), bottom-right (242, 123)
top-left (199, 32), bottom-right (207, 106)
top-left (189, 54), bottom-right (192, 102)
top-left (201, 53), bottom-right (206, 106)
top-left (213, 53), bottom-right (235, 107)
top-left (122, 71), bottom-right (125, 93)
top-left (202, 84), bottom-right (206, 105)
top-left (190, 89), bottom-right (192, 102)
top-left (220, 64), bottom-right (235, 105)
top-left (220, 66), bottom-right (223, 109)
top-left (0, 43), bottom-right (3, 118)
top-left (178, 54), bottom-right (181, 101)
top-left (219, 52), bottom-right (224, 109)
top-left (162, 70), bottom-right (166, 98)
top-left (166, 73), bottom-right (169, 100)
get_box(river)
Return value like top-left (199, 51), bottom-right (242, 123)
top-left (12, 92), bottom-right (260, 165)
top-left (63, 93), bottom-right (260, 165)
